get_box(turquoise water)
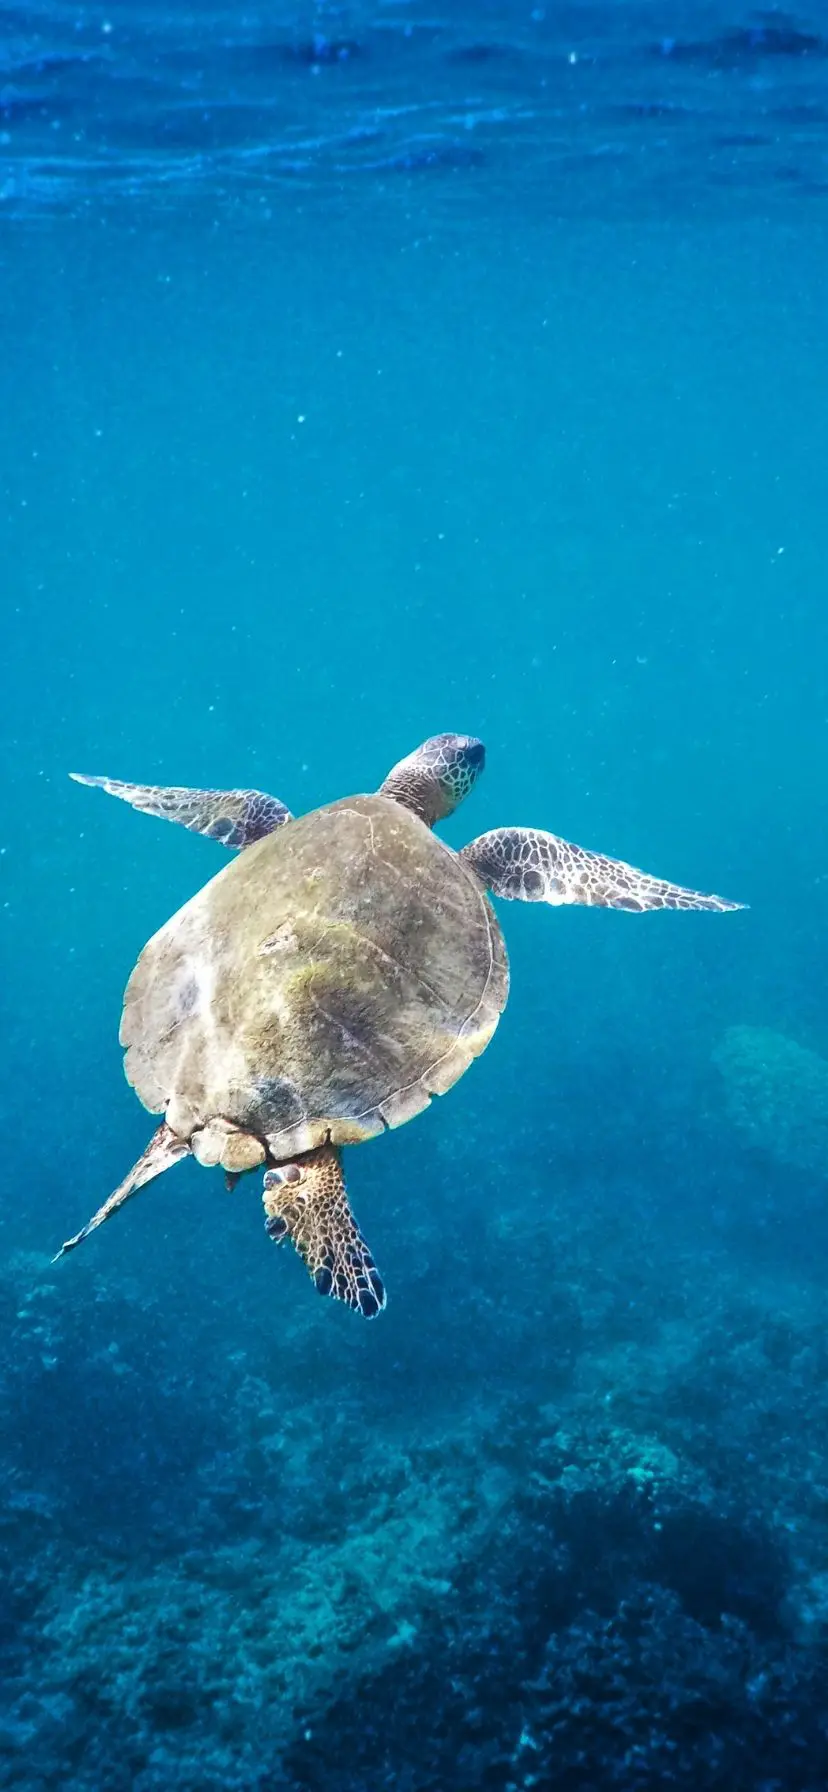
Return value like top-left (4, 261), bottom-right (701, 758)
top-left (2, 4), bottom-right (828, 1786)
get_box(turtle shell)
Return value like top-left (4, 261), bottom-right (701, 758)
top-left (120, 793), bottom-right (510, 1162)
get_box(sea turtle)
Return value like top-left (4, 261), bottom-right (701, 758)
top-left (55, 734), bottom-right (742, 1317)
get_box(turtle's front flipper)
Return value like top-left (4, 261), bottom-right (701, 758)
top-left (461, 828), bottom-right (745, 913)
top-left (69, 774), bottom-right (292, 848)
top-left (263, 1146), bottom-right (386, 1318)
top-left (53, 1122), bottom-right (190, 1261)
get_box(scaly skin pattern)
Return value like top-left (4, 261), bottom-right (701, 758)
top-left (460, 828), bottom-right (744, 913)
top-left (263, 1144), bottom-right (385, 1318)
top-left (378, 733), bottom-right (485, 826)
top-left (69, 774), bottom-right (292, 847)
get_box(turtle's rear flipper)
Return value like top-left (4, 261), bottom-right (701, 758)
top-left (53, 1122), bottom-right (190, 1261)
top-left (263, 1146), bottom-right (386, 1319)
top-left (69, 774), bottom-right (292, 849)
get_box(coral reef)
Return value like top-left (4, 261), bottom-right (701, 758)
top-left (2, 1147), bottom-right (828, 1792)
top-left (712, 1024), bottom-right (828, 1175)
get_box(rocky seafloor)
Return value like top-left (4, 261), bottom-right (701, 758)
top-left (3, 1028), bottom-right (828, 1789)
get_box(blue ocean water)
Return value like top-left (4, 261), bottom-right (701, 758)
top-left (2, 1), bottom-right (828, 1785)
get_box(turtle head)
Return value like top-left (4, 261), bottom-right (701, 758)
top-left (379, 733), bottom-right (485, 826)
